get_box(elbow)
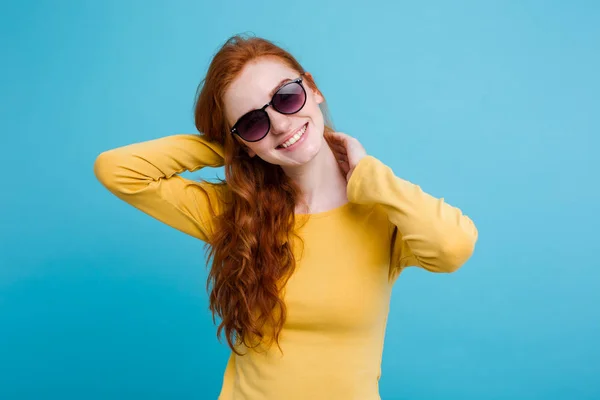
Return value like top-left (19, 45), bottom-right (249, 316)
top-left (437, 226), bottom-right (478, 273)
top-left (94, 150), bottom-right (123, 192)
top-left (93, 150), bottom-right (153, 196)
top-left (94, 151), bottom-right (114, 186)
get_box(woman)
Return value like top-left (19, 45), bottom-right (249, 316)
top-left (94, 34), bottom-right (478, 400)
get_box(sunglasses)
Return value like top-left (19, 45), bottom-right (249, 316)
top-left (230, 75), bottom-right (307, 142)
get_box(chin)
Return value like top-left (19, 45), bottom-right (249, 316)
top-left (284, 136), bottom-right (323, 166)
top-left (262, 127), bottom-right (325, 167)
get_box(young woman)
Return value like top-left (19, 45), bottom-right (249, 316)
top-left (94, 34), bottom-right (478, 400)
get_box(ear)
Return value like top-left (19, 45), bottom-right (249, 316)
top-left (313, 90), bottom-right (324, 105)
top-left (304, 71), bottom-right (324, 105)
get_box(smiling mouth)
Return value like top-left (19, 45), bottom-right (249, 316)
top-left (276, 123), bottom-right (308, 149)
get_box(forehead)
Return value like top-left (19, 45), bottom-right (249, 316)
top-left (224, 58), bottom-right (298, 123)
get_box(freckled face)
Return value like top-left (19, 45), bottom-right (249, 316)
top-left (224, 58), bottom-right (325, 167)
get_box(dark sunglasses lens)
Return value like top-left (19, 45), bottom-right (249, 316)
top-left (236, 110), bottom-right (269, 141)
top-left (273, 82), bottom-right (306, 114)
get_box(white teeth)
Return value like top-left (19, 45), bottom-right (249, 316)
top-left (281, 124), bottom-right (307, 148)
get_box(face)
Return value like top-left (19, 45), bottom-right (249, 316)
top-left (223, 58), bottom-right (326, 167)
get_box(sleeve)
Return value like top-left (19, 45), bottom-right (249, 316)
top-left (347, 155), bottom-right (478, 273)
top-left (93, 134), bottom-right (227, 242)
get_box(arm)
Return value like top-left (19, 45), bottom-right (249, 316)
top-left (347, 156), bottom-right (478, 273)
top-left (93, 134), bottom-right (226, 242)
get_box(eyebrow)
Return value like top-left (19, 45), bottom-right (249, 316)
top-left (268, 77), bottom-right (294, 97)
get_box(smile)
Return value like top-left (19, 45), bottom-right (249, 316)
top-left (277, 123), bottom-right (308, 149)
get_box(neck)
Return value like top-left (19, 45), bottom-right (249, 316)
top-left (281, 137), bottom-right (348, 214)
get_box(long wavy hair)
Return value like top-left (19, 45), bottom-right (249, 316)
top-left (193, 34), bottom-right (336, 355)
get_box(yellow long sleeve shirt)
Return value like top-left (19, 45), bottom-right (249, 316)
top-left (94, 134), bottom-right (478, 400)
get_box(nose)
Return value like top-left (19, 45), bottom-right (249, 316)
top-left (266, 107), bottom-right (292, 136)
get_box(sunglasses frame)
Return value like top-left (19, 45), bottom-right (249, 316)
top-left (230, 75), bottom-right (307, 142)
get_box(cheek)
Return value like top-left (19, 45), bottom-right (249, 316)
top-left (249, 141), bottom-right (275, 157)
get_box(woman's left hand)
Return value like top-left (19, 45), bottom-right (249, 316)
top-left (327, 131), bottom-right (368, 181)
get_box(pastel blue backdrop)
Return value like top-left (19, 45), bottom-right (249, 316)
top-left (1, 1), bottom-right (598, 399)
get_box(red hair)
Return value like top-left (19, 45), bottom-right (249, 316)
top-left (193, 34), bottom-right (335, 355)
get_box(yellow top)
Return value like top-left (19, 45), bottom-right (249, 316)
top-left (94, 134), bottom-right (478, 400)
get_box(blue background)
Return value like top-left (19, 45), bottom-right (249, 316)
top-left (1, 1), bottom-right (599, 399)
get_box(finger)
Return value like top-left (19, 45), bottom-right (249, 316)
top-left (331, 144), bottom-right (347, 155)
top-left (327, 132), bottom-right (347, 145)
top-left (339, 160), bottom-right (350, 175)
top-left (329, 131), bottom-right (354, 141)
top-left (333, 156), bottom-right (348, 173)
top-left (333, 152), bottom-right (348, 165)
top-left (337, 158), bottom-right (349, 166)
top-left (330, 144), bottom-right (347, 156)
top-left (335, 155), bottom-right (349, 166)
top-left (332, 149), bottom-right (348, 162)
top-left (328, 139), bottom-right (347, 151)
